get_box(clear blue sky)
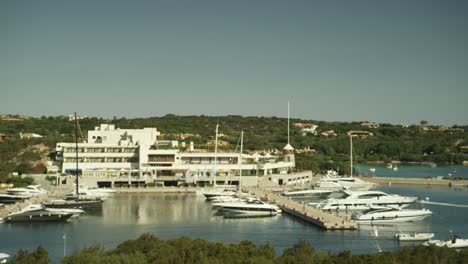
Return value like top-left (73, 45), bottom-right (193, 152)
top-left (1, 0), bottom-right (467, 125)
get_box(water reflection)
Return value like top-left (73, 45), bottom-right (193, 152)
top-left (102, 194), bottom-right (212, 225)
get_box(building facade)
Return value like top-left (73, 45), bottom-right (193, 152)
top-left (55, 124), bottom-right (299, 188)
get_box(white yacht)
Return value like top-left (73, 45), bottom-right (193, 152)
top-left (395, 232), bottom-right (434, 241)
top-left (314, 190), bottom-right (418, 211)
top-left (424, 236), bottom-right (468, 248)
top-left (25, 204), bottom-right (85, 219)
top-left (202, 189), bottom-right (237, 200)
top-left (215, 198), bottom-right (281, 217)
top-left (315, 175), bottom-right (377, 191)
top-left (0, 253), bottom-right (9, 264)
top-left (6, 185), bottom-right (47, 197)
top-left (352, 207), bottom-right (432, 224)
top-left (1, 204), bottom-right (74, 223)
top-left (282, 189), bottom-right (333, 198)
top-left (66, 185), bottom-right (116, 200)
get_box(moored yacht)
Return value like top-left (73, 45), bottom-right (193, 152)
top-left (315, 175), bottom-right (377, 191)
top-left (314, 190), bottom-right (418, 211)
top-left (6, 185), bottom-right (46, 197)
top-left (202, 189), bottom-right (237, 200)
top-left (215, 198), bottom-right (281, 217)
top-left (352, 207), bottom-right (432, 224)
top-left (424, 236), bottom-right (468, 248)
top-left (395, 232), bottom-right (434, 241)
top-left (1, 204), bottom-right (73, 223)
top-left (282, 189), bottom-right (333, 198)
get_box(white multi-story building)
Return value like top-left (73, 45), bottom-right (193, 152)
top-left (55, 124), bottom-right (304, 188)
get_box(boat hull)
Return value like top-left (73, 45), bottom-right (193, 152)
top-left (3, 211), bottom-right (73, 223)
top-left (396, 233), bottom-right (434, 241)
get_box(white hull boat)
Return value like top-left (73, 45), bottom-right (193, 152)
top-left (6, 185), bottom-right (46, 197)
top-left (395, 232), bottom-right (434, 241)
top-left (203, 189), bottom-right (237, 200)
top-left (282, 189), bottom-right (332, 198)
top-left (352, 208), bottom-right (432, 224)
top-left (424, 237), bottom-right (468, 248)
top-left (315, 191), bottom-right (417, 211)
top-left (216, 198), bottom-right (281, 217)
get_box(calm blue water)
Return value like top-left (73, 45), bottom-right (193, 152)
top-left (1, 185), bottom-right (468, 262)
top-left (355, 164), bottom-right (468, 179)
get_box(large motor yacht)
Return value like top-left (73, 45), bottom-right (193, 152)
top-left (352, 207), bottom-right (432, 224)
top-left (1, 204), bottom-right (74, 223)
top-left (202, 189), bottom-right (237, 200)
top-left (314, 190), bottom-right (418, 211)
top-left (6, 185), bottom-right (47, 197)
top-left (215, 198), bottom-right (281, 217)
top-left (315, 175), bottom-right (377, 191)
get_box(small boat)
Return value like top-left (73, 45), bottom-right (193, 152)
top-left (0, 253), bottom-right (9, 264)
top-left (1, 204), bottom-right (73, 223)
top-left (424, 236), bottom-right (468, 248)
top-left (395, 232), bottom-right (434, 241)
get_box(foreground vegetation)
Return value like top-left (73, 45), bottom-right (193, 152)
top-left (1, 115), bottom-right (467, 182)
top-left (7, 234), bottom-right (468, 264)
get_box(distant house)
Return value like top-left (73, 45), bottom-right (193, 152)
top-left (321, 130), bottom-right (337, 137)
top-left (179, 133), bottom-right (200, 139)
top-left (207, 139), bottom-right (229, 146)
top-left (68, 114), bottom-right (89, 121)
top-left (295, 147), bottom-right (316, 154)
top-left (0, 133), bottom-right (6, 142)
top-left (361, 122), bottom-right (380, 129)
top-left (294, 122), bottom-right (313, 129)
top-left (400, 123), bottom-right (410, 128)
top-left (460, 146), bottom-right (468, 153)
top-left (301, 125), bottom-right (318, 136)
top-left (20, 132), bottom-right (43, 139)
top-left (347, 130), bottom-right (374, 137)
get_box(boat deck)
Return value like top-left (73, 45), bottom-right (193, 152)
top-left (246, 187), bottom-right (358, 230)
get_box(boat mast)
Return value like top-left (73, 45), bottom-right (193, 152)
top-left (239, 130), bottom-right (243, 193)
top-left (74, 112), bottom-right (79, 197)
top-left (287, 101), bottom-right (290, 145)
top-left (213, 124), bottom-right (218, 187)
top-left (350, 134), bottom-right (353, 177)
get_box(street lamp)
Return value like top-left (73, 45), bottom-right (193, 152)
top-left (62, 234), bottom-right (67, 258)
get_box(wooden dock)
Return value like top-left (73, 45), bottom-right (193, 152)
top-left (246, 187), bottom-right (358, 230)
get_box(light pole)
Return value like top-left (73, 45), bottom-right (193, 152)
top-left (62, 234), bottom-right (67, 258)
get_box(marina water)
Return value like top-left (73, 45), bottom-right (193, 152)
top-left (355, 164), bottom-right (468, 179)
top-left (1, 184), bottom-right (468, 262)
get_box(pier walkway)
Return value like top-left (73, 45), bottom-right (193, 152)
top-left (246, 187), bottom-right (358, 230)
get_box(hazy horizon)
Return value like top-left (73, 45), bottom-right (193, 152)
top-left (2, 0), bottom-right (467, 126)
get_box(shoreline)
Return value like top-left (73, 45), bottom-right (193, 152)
top-left (356, 176), bottom-right (468, 187)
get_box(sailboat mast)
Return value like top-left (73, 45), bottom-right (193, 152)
top-left (214, 124), bottom-right (218, 187)
top-left (350, 134), bottom-right (353, 177)
top-left (287, 101), bottom-right (290, 145)
top-left (239, 130), bottom-right (243, 193)
top-left (74, 112), bottom-right (79, 196)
